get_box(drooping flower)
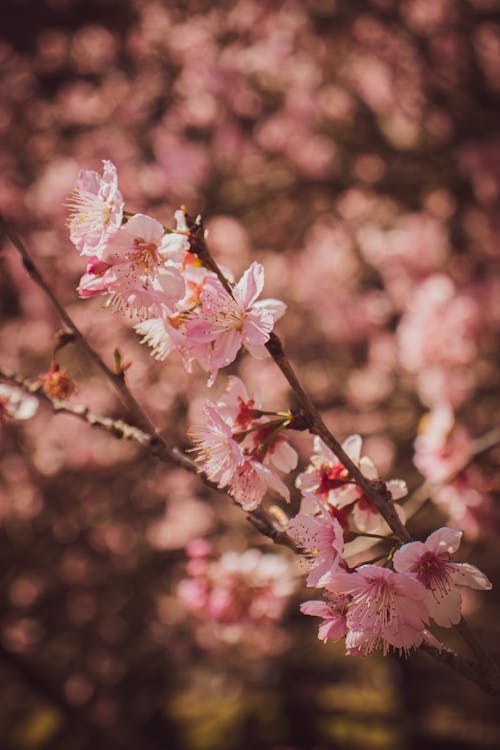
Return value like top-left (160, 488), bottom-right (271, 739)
top-left (392, 527), bottom-right (492, 627)
top-left (414, 404), bottom-right (471, 483)
top-left (185, 262), bottom-right (286, 383)
top-left (328, 565), bottom-right (428, 656)
top-left (67, 160), bottom-right (124, 256)
top-left (287, 500), bottom-right (344, 587)
top-left (300, 595), bottom-right (349, 642)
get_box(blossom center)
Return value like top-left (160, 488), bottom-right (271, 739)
top-left (131, 237), bottom-right (161, 274)
top-left (416, 550), bottom-right (452, 593)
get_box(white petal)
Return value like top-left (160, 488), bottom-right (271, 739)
top-left (342, 434), bottom-right (362, 463)
top-left (450, 562), bottom-right (492, 590)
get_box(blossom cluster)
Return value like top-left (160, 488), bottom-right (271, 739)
top-left (178, 539), bottom-right (295, 647)
top-left (68, 161), bottom-right (285, 384)
top-left (284, 434), bottom-right (491, 655)
top-left (189, 376), bottom-right (297, 510)
top-left (65, 161), bottom-right (493, 660)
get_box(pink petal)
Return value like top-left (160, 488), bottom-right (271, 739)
top-left (426, 527), bottom-right (463, 555)
top-left (449, 562), bottom-right (492, 590)
top-left (124, 213), bottom-right (163, 244)
top-left (234, 261), bottom-right (265, 309)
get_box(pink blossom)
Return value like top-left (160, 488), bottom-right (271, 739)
top-left (413, 404), bottom-right (472, 483)
top-left (78, 213), bottom-right (187, 316)
top-left (328, 565), bottom-right (428, 655)
top-left (228, 458), bottom-right (290, 510)
top-left (189, 404), bottom-right (244, 487)
top-left (287, 501), bottom-right (344, 587)
top-left (67, 160), bottom-right (124, 256)
top-left (300, 595), bottom-right (348, 642)
top-left (134, 264), bottom-right (215, 369)
top-left (215, 376), bottom-right (298, 473)
top-left (185, 262), bottom-right (286, 383)
top-left (393, 527), bottom-right (492, 627)
top-left (297, 435), bottom-right (407, 535)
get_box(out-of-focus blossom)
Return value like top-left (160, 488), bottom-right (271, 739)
top-left (414, 404), bottom-right (471, 483)
top-left (393, 527), bottom-right (492, 627)
top-left (178, 546), bottom-right (295, 645)
top-left (0, 384), bottom-right (39, 422)
top-left (397, 275), bottom-right (483, 406)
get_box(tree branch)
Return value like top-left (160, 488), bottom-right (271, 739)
top-left (0, 367), bottom-right (294, 550)
top-left (188, 216), bottom-right (410, 542)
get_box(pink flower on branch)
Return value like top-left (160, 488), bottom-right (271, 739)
top-left (0, 384), bottom-right (39, 422)
top-left (287, 500), bottom-right (344, 587)
top-left (297, 434), bottom-right (407, 535)
top-left (189, 404), bottom-right (244, 488)
top-left (185, 261), bottom-right (286, 383)
top-left (328, 565), bottom-right (429, 656)
top-left (228, 458), bottom-right (290, 511)
top-left (393, 527), bottom-right (492, 627)
top-left (67, 160), bottom-right (124, 257)
top-left (77, 213), bottom-right (187, 316)
top-left (189, 377), bottom-right (297, 509)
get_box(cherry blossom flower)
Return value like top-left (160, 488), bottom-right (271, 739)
top-left (297, 435), bottom-right (407, 534)
top-left (67, 160), bottom-right (124, 256)
top-left (393, 527), bottom-right (492, 627)
top-left (78, 213), bottom-right (187, 316)
top-left (215, 376), bottom-right (298, 473)
top-left (300, 595), bottom-right (349, 642)
top-left (228, 457), bottom-right (290, 510)
top-left (287, 500), bottom-right (344, 587)
top-left (134, 264), bottom-right (215, 369)
top-left (189, 404), bottom-right (244, 487)
top-left (328, 565), bottom-right (428, 656)
top-left (185, 261), bottom-right (286, 383)
top-left (0, 384), bottom-right (39, 422)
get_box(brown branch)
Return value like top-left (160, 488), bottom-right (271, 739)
top-left (0, 218), bottom-right (292, 548)
top-left (1, 215), bottom-right (170, 441)
top-left (0, 367), bottom-right (294, 550)
top-left (188, 215), bottom-right (410, 543)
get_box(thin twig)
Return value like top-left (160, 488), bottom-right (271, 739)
top-left (0, 367), bottom-right (294, 549)
top-left (1, 215), bottom-right (167, 440)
